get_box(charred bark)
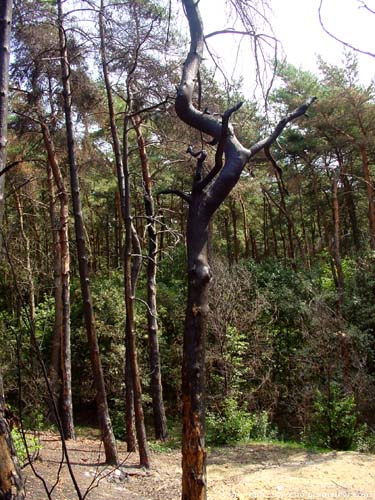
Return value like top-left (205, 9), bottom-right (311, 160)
top-left (57, 0), bottom-right (118, 465)
top-left (98, 1), bottom-right (149, 458)
top-left (176, 2), bottom-right (316, 498)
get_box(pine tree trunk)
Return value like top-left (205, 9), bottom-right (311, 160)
top-left (360, 144), bottom-right (375, 250)
top-left (332, 172), bottom-right (344, 309)
top-left (133, 116), bottom-right (168, 441)
top-left (0, 0), bottom-right (12, 250)
top-left (0, 5), bottom-right (25, 494)
top-left (57, 0), bottom-right (117, 464)
top-left (46, 162), bottom-right (62, 406)
top-left (43, 123), bottom-right (75, 439)
top-left (123, 116), bottom-right (150, 468)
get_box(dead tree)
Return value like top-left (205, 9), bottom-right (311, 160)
top-left (173, 1), bottom-right (316, 498)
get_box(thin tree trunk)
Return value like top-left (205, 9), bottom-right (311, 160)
top-left (229, 199), bottom-right (239, 262)
top-left (360, 144), bottom-right (375, 250)
top-left (123, 117), bottom-right (150, 467)
top-left (14, 191), bottom-right (36, 334)
top-left (42, 122), bottom-right (74, 440)
top-left (98, 1), bottom-right (149, 456)
top-left (239, 195), bottom-right (250, 259)
top-left (0, 0), bottom-right (12, 250)
top-left (0, 4), bottom-right (25, 495)
top-left (332, 172), bottom-right (344, 309)
top-left (133, 115), bottom-right (168, 441)
top-left (57, 0), bottom-right (117, 464)
top-left (46, 161), bottom-right (62, 408)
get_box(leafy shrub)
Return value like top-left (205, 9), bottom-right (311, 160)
top-left (207, 398), bottom-right (253, 445)
top-left (249, 410), bottom-right (278, 441)
top-left (11, 429), bottom-right (40, 465)
top-left (306, 382), bottom-right (361, 450)
top-left (207, 398), bottom-right (277, 445)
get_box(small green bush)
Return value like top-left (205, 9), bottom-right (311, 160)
top-left (207, 399), bottom-right (277, 445)
top-left (307, 382), bottom-right (361, 450)
top-left (12, 429), bottom-right (40, 465)
top-left (207, 398), bottom-right (253, 445)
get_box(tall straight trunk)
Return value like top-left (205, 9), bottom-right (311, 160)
top-left (0, 4), bottom-right (25, 496)
top-left (57, 0), bottom-right (118, 465)
top-left (360, 144), bottom-right (375, 250)
top-left (0, 0), bottom-right (12, 250)
top-left (46, 162), bottom-right (62, 403)
top-left (336, 151), bottom-right (360, 253)
top-left (229, 199), bottom-right (239, 262)
top-left (14, 192), bottom-right (36, 333)
top-left (123, 117), bottom-right (150, 468)
top-left (133, 115), bottom-right (168, 440)
top-left (42, 122), bottom-right (74, 439)
top-left (238, 195), bottom-right (250, 259)
top-left (98, 1), bottom-right (149, 456)
top-left (332, 172), bottom-right (344, 309)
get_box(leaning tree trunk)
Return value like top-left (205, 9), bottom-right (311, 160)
top-left (57, 0), bottom-right (118, 465)
top-left (174, 2), bottom-right (316, 498)
top-left (132, 115), bottom-right (168, 441)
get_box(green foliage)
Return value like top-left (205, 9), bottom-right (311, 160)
top-left (207, 399), bottom-right (276, 446)
top-left (207, 398), bottom-right (253, 446)
top-left (11, 429), bottom-right (40, 465)
top-left (306, 382), bottom-right (361, 450)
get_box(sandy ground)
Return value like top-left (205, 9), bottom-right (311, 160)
top-left (23, 433), bottom-right (375, 499)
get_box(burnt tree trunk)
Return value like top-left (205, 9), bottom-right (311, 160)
top-left (174, 2), bottom-right (315, 498)
top-left (99, 1), bottom-right (150, 457)
top-left (57, 0), bottom-right (118, 465)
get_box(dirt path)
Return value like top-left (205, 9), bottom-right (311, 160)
top-left (24, 433), bottom-right (375, 499)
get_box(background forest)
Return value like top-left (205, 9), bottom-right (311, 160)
top-left (2, 0), bottom-right (375, 486)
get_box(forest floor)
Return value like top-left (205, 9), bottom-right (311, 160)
top-left (23, 431), bottom-right (375, 500)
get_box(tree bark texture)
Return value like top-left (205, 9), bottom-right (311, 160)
top-left (99, 2), bottom-right (149, 457)
top-left (0, 374), bottom-right (25, 499)
top-left (42, 122), bottom-right (75, 440)
top-left (57, 0), bottom-right (118, 465)
top-left (0, 0), bottom-right (12, 249)
top-left (122, 116), bottom-right (151, 468)
top-left (176, 2), bottom-right (316, 498)
top-left (133, 115), bottom-right (168, 441)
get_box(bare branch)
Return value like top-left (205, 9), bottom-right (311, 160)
top-left (318, 0), bottom-right (375, 58)
top-left (158, 188), bottom-right (191, 204)
top-left (249, 97), bottom-right (317, 159)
